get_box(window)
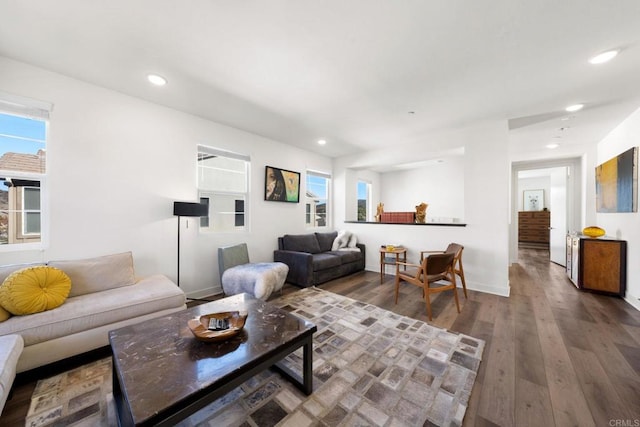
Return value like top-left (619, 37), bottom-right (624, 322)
top-left (22, 186), bottom-right (41, 235)
top-left (0, 103), bottom-right (49, 247)
top-left (306, 171), bottom-right (330, 228)
top-left (357, 180), bottom-right (370, 221)
top-left (197, 145), bottom-right (249, 232)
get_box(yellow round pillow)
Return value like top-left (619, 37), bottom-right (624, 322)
top-left (0, 305), bottom-right (10, 322)
top-left (0, 266), bottom-right (71, 315)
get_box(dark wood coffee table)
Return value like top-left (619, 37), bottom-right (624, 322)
top-left (109, 293), bottom-right (316, 426)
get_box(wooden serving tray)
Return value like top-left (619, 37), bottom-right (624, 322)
top-left (187, 311), bottom-right (248, 342)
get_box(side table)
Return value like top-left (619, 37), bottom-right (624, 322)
top-left (379, 246), bottom-right (407, 284)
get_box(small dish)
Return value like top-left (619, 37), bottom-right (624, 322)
top-left (187, 311), bottom-right (248, 342)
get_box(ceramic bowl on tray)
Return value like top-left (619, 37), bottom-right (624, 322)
top-left (187, 311), bottom-right (248, 342)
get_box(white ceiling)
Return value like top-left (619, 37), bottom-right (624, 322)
top-left (1, 1), bottom-right (639, 161)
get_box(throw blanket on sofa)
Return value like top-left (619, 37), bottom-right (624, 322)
top-left (332, 230), bottom-right (360, 252)
top-left (221, 262), bottom-right (288, 300)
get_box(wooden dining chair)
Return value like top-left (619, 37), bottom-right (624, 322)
top-left (420, 243), bottom-right (468, 298)
top-left (394, 252), bottom-right (459, 321)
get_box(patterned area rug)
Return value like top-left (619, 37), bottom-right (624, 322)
top-left (26, 287), bottom-right (485, 426)
top-left (26, 357), bottom-right (114, 427)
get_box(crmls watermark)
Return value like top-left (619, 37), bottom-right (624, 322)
top-left (609, 420), bottom-right (640, 427)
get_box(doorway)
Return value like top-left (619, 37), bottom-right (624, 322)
top-left (517, 167), bottom-right (567, 265)
top-left (510, 158), bottom-right (583, 266)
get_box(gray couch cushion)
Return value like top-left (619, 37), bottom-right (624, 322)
top-left (311, 253), bottom-right (342, 271)
top-left (315, 232), bottom-right (338, 253)
top-left (282, 234), bottom-right (321, 254)
top-left (327, 250), bottom-right (362, 263)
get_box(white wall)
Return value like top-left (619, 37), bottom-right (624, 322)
top-left (596, 106), bottom-right (640, 311)
top-left (334, 122), bottom-right (511, 296)
top-left (0, 56), bottom-right (332, 298)
top-left (380, 155), bottom-right (464, 222)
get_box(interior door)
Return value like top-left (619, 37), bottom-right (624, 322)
top-left (549, 167), bottom-right (567, 266)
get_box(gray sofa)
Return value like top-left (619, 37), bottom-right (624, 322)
top-left (274, 232), bottom-right (365, 287)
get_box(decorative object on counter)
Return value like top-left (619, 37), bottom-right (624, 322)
top-left (582, 226), bottom-right (605, 238)
top-left (187, 311), bottom-right (248, 342)
top-left (415, 202), bottom-right (428, 223)
top-left (375, 202), bottom-right (384, 222)
top-left (380, 211), bottom-right (415, 223)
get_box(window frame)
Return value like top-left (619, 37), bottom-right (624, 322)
top-left (0, 98), bottom-right (50, 251)
top-left (357, 180), bottom-right (371, 222)
top-left (20, 186), bottom-right (41, 236)
top-left (305, 170), bottom-right (331, 229)
top-left (196, 145), bottom-right (250, 233)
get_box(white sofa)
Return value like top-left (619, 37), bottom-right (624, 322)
top-left (0, 334), bottom-right (23, 415)
top-left (0, 252), bottom-right (186, 373)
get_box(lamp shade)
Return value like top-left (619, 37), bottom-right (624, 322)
top-left (173, 201), bottom-right (208, 217)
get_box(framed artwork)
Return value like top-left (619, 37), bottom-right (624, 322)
top-left (596, 147), bottom-right (638, 213)
top-left (265, 166), bottom-right (300, 203)
top-left (523, 189), bottom-right (544, 211)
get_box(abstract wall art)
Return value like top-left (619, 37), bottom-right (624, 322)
top-left (596, 147), bottom-right (638, 213)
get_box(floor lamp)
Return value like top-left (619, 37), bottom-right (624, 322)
top-left (173, 201), bottom-right (208, 288)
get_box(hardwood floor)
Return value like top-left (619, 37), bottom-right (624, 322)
top-left (2, 248), bottom-right (639, 426)
top-left (316, 248), bottom-right (640, 426)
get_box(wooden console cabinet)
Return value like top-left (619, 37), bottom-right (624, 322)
top-left (565, 235), bottom-right (627, 296)
top-left (518, 211), bottom-right (550, 244)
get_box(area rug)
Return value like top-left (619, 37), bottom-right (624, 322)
top-left (26, 287), bottom-right (485, 427)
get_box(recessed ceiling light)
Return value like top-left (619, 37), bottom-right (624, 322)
top-left (546, 143), bottom-right (560, 149)
top-left (589, 49), bottom-right (619, 65)
top-left (566, 104), bottom-right (584, 112)
top-left (317, 139), bottom-right (327, 145)
top-left (147, 74), bottom-right (167, 86)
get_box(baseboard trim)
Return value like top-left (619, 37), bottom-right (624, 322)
top-left (624, 294), bottom-right (640, 312)
top-left (466, 281), bottom-right (510, 297)
top-left (188, 285), bottom-right (222, 300)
